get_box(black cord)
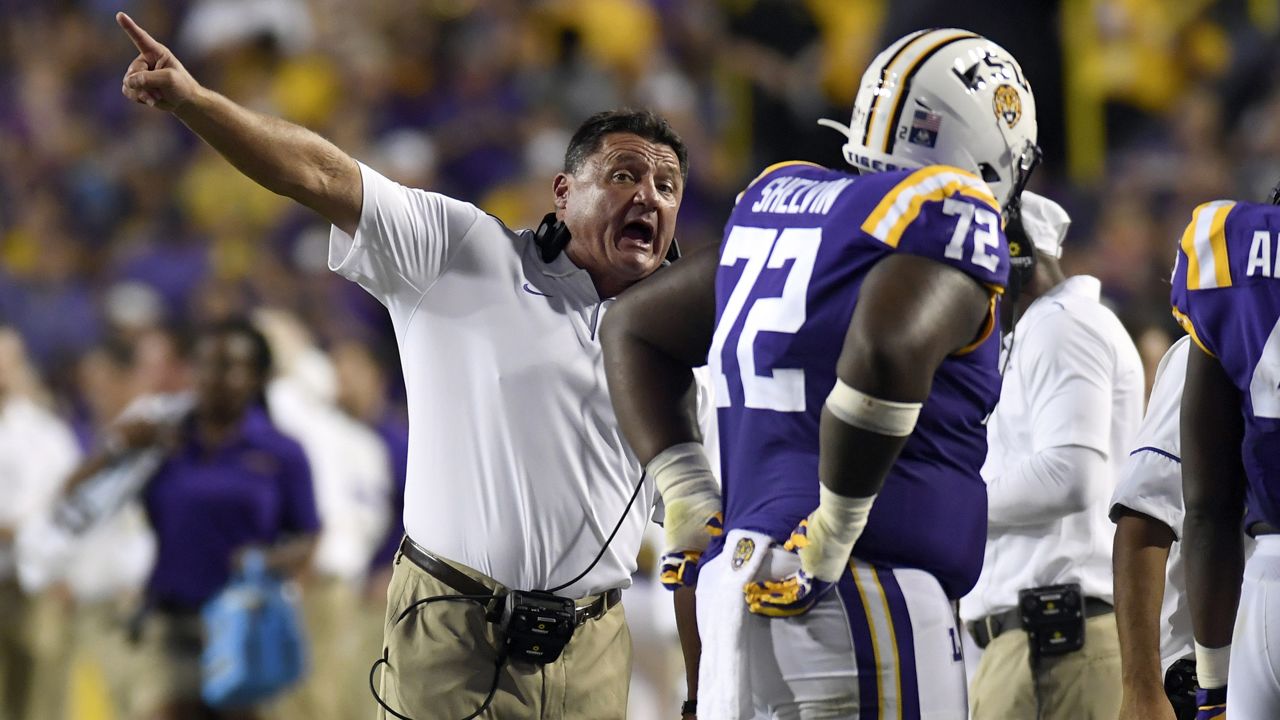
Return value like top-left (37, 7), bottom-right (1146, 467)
top-left (545, 470), bottom-right (647, 594)
top-left (369, 595), bottom-right (503, 720)
top-left (368, 470), bottom-right (648, 719)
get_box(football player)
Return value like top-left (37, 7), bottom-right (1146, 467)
top-left (1173, 191), bottom-right (1280, 718)
top-left (601, 28), bottom-right (1038, 718)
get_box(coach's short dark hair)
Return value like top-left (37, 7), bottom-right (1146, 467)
top-left (564, 109), bottom-right (688, 180)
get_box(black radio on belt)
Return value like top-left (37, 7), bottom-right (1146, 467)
top-left (1017, 583), bottom-right (1086, 658)
top-left (499, 590), bottom-right (577, 664)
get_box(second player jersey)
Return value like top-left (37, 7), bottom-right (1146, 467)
top-left (1171, 200), bottom-right (1280, 530)
top-left (707, 162), bottom-right (1010, 598)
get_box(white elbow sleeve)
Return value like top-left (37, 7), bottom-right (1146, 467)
top-left (825, 379), bottom-right (922, 437)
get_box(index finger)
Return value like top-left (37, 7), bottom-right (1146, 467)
top-left (116, 12), bottom-right (163, 61)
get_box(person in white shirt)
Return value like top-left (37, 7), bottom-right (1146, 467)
top-left (960, 192), bottom-right (1145, 719)
top-left (115, 13), bottom-right (704, 719)
top-left (0, 328), bottom-right (82, 720)
top-left (1110, 335), bottom-right (1254, 720)
top-left (256, 309), bottom-right (392, 720)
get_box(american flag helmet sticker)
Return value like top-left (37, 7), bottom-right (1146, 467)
top-left (908, 109), bottom-right (942, 148)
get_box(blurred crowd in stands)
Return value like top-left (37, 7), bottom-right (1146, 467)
top-left (1, 0), bottom-right (1278, 717)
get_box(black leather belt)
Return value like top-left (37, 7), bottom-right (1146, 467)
top-left (968, 597), bottom-right (1113, 649)
top-left (398, 536), bottom-right (621, 627)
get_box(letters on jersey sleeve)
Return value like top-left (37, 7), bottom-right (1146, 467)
top-left (859, 165), bottom-right (1010, 293)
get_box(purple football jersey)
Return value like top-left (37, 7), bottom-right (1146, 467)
top-left (707, 162), bottom-right (1009, 598)
top-left (1171, 200), bottom-right (1280, 529)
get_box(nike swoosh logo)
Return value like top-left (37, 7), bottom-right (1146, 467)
top-left (522, 283), bottom-right (552, 297)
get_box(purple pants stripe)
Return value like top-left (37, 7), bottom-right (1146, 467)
top-left (836, 568), bottom-right (879, 719)
top-left (879, 568), bottom-right (921, 719)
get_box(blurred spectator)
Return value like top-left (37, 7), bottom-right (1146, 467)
top-left (331, 336), bottom-right (409, 716)
top-left (57, 318), bottom-right (319, 719)
top-left (255, 309), bottom-right (389, 720)
top-left (0, 328), bottom-right (82, 720)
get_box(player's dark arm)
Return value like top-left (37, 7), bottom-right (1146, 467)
top-left (820, 253), bottom-right (991, 498)
top-left (601, 243), bottom-right (719, 464)
top-left (1181, 345), bottom-right (1246, 684)
top-left (1112, 507), bottom-right (1177, 713)
top-left (116, 13), bottom-right (362, 235)
top-left (674, 585), bottom-right (700, 719)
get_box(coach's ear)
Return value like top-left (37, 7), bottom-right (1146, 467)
top-left (553, 173), bottom-right (571, 213)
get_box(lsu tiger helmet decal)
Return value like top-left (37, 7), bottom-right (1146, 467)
top-left (819, 29), bottom-right (1040, 212)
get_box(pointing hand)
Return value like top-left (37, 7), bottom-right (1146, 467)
top-left (116, 12), bottom-right (199, 112)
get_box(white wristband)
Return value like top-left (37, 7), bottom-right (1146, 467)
top-left (825, 379), bottom-right (921, 437)
top-left (1195, 641), bottom-right (1230, 689)
top-left (647, 442), bottom-right (721, 551)
top-left (800, 485), bottom-right (877, 582)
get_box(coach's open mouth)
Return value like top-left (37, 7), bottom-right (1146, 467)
top-left (620, 220), bottom-right (655, 247)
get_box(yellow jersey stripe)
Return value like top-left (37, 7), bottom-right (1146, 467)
top-left (1171, 307), bottom-right (1215, 357)
top-left (954, 291), bottom-right (1000, 356)
top-left (735, 160), bottom-right (824, 205)
top-left (1183, 201), bottom-right (1235, 290)
top-left (1207, 202), bottom-right (1234, 288)
top-left (862, 166), bottom-right (954, 235)
top-left (862, 166), bottom-right (998, 246)
top-left (1179, 208), bottom-right (1205, 291)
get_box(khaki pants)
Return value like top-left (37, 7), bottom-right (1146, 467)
top-left (131, 610), bottom-right (204, 716)
top-left (0, 582), bottom-right (72, 720)
top-left (72, 597), bottom-right (142, 719)
top-left (267, 575), bottom-right (369, 720)
top-left (376, 550), bottom-right (631, 720)
top-left (969, 613), bottom-right (1122, 720)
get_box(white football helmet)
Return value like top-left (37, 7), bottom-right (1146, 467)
top-left (819, 28), bottom-right (1039, 211)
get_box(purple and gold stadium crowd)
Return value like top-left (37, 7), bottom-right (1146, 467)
top-left (1, 0), bottom-right (1279, 719)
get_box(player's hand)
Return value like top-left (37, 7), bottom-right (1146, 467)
top-left (743, 519), bottom-right (836, 617)
top-left (1117, 686), bottom-right (1176, 720)
top-left (1194, 686), bottom-right (1226, 719)
top-left (116, 12), bottom-right (200, 111)
top-left (659, 512), bottom-right (723, 590)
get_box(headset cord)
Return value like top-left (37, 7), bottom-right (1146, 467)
top-left (369, 469), bottom-right (649, 719)
top-left (546, 469), bottom-right (647, 594)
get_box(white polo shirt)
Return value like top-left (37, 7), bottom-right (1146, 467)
top-left (329, 162), bottom-right (706, 598)
top-left (1109, 336), bottom-right (1191, 672)
top-left (1109, 336), bottom-right (1255, 672)
top-left (0, 396), bottom-right (81, 581)
top-left (268, 375), bottom-right (391, 582)
top-left (961, 276), bottom-right (1144, 621)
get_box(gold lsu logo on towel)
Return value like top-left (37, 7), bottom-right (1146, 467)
top-left (732, 538), bottom-right (755, 570)
top-left (993, 84), bottom-right (1022, 128)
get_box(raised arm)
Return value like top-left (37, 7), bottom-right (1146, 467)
top-left (116, 12), bottom-right (362, 235)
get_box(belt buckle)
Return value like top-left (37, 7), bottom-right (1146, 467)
top-left (984, 615), bottom-right (997, 646)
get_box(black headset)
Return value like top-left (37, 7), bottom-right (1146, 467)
top-left (533, 212), bottom-right (681, 264)
top-left (1003, 198), bottom-right (1038, 308)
